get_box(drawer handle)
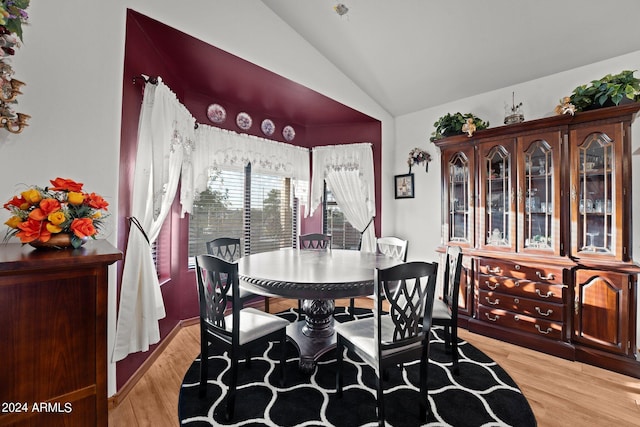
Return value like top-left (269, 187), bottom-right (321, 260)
top-left (485, 281), bottom-right (500, 290)
top-left (487, 266), bottom-right (502, 274)
top-left (536, 271), bottom-right (555, 281)
top-left (535, 324), bottom-right (553, 335)
top-left (535, 289), bottom-right (554, 298)
top-left (485, 313), bottom-right (500, 322)
top-left (514, 281), bottom-right (520, 287)
top-left (514, 315), bottom-right (520, 321)
top-left (485, 297), bottom-right (500, 305)
top-left (535, 307), bottom-right (553, 317)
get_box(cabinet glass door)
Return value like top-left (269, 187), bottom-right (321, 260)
top-left (523, 141), bottom-right (553, 248)
top-left (570, 121), bottom-right (626, 261)
top-left (481, 143), bottom-right (514, 250)
top-left (576, 133), bottom-right (614, 255)
top-left (447, 151), bottom-right (472, 244)
top-left (518, 131), bottom-right (561, 255)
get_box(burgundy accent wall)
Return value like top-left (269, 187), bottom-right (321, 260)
top-left (117, 9), bottom-right (382, 391)
top-left (185, 90), bottom-right (309, 143)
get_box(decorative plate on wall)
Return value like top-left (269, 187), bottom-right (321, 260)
top-left (206, 103), bottom-right (226, 124)
top-left (282, 125), bottom-right (295, 141)
top-left (236, 112), bottom-right (252, 130)
top-left (261, 119), bottom-right (275, 136)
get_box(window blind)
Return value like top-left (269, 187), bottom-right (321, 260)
top-left (188, 164), bottom-right (297, 265)
top-left (188, 168), bottom-right (245, 262)
top-left (248, 166), bottom-right (295, 254)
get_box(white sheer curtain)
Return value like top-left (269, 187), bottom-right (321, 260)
top-left (112, 80), bottom-right (196, 362)
top-left (310, 143), bottom-right (376, 252)
top-left (181, 124), bottom-right (310, 215)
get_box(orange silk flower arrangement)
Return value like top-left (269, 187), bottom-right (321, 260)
top-left (3, 177), bottom-right (109, 248)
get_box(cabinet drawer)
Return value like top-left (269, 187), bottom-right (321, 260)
top-left (478, 305), bottom-right (563, 340)
top-left (479, 289), bottom-right (563, 322)
top-left (477, 258), bottom-right (563, 285)
top-left (478, 273), bottom-right (564, 303)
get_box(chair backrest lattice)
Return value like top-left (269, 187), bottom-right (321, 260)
top-left (376, 236), bottom-right (408, 262)
top-left (299, 233), bottom-right (332, 250)
top-left (375, 261), bottom-right (438, 350)
top-left (206, 237), bottom-right (242, 262)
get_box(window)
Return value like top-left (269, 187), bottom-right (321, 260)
top-left (153, 220), bottom-right (171, 282)
top-left (248, 167), bottom-right (296, 254)
top-left (188, 165), bottom-right (297, 265)
top-left (323, 185), bottom-right (361, 250)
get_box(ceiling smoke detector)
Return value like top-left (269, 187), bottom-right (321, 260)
top-left (334, 3), bottom-right (349, 16)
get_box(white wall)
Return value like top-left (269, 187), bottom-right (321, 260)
top-left (0, 0), bottom-right (127, 398)
top-left (0, 1), bottom-right (393, 396)
top-left (394, 49), bottom-right (640, 351)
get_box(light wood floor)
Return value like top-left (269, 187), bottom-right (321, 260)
top-left (108, 298), bottom-right (640, 427)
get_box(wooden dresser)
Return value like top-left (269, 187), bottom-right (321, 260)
top-left (0, 240), bottom-right (121, 427)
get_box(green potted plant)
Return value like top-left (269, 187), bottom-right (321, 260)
top-left (430, 112), bottom-right (489, 142)
top-left (568, 70), bottom-right (640, 112)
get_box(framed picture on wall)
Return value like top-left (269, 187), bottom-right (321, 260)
top-left (394, 173), bottom-right (414, 199)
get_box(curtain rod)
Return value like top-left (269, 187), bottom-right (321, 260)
top-left (132, 74), bottom-right (158, 85)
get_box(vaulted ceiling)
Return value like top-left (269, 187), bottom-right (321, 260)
top-left (261, 0), bottom-right (640, 116)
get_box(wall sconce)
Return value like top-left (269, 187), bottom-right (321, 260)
top-left (0, 78), bottom-right (25, 102)
top-left (334, 3), bottom-right (349, 16)
top-left (0, 8), bottom-right (30, 135)
top-left (0, 111), bottom-right (29, 134)
top-left (0, 78), bottom-right (29, 133)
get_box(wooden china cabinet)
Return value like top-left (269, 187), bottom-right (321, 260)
top-left (434, 103), bottom-right (640, 377)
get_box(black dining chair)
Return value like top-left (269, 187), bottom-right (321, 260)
top-left (299, 233), bottom-right (332, 250)
top-left (297, 233), bottom-right (332, 319)
top-left (349, 236), bottom-right (408, 319)
top-left (432, 245), bottom-right (463, 374)
top-left (206, 237), bottom-right (269, 313)
top-left (335, 261), bottom-right (438, 426)
top-left (195, 254), bottom-right (289, 421)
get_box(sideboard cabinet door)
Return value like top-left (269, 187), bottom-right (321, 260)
top-left (573, 268), bottom-right (634, 356)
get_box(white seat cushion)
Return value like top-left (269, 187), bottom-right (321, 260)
top-left (432, 299), bottom-right (451, 320)
top-left (335, 316), bottom-right (422, 362)
top-left (225, 307), bottom-right (289, 345)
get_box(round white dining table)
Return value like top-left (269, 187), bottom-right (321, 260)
top-left (237, 248), bottom-right (402, 372)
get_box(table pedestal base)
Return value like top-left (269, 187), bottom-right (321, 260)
top-left (287, 299), bottom-right (337, 373)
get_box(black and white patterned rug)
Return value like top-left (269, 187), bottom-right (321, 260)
top-left (178, 308), bottom-right (536, 426)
